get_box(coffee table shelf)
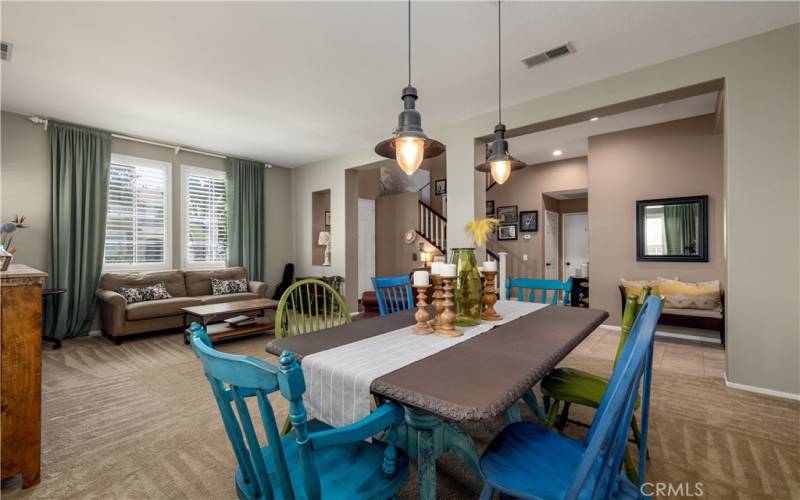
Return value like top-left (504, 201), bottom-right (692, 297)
top-left (182, 298), bottom-right (278, 344)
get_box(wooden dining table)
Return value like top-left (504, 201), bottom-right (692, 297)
top-left (267, 303), bottom-right (608, 499)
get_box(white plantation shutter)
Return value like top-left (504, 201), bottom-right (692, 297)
top-left (104, 155), bottom-right (170, 268)
top-left (184, 167), bottom-right (227, 267)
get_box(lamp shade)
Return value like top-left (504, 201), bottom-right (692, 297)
top-left (475, 123), bottom-right (525, 184)
top-left (318, 231), bottom-right (330, 246)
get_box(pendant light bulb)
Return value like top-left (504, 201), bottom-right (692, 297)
top-left (490, 160), bottom-right (511, 184)
top-left (395, 136), bottom-right (425, 175)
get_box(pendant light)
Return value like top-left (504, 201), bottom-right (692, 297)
top-left (375, 0), bottom-right (445, 175)
top-left (475, 0), bottom-right (525, 184)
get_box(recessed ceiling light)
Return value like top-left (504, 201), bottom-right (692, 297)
top-left (553, 150), bottom-right (563, 156)
top-left (589, 117), bottom-right (599, 122)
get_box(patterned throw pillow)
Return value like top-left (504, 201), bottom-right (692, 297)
top-left (620, 277), bottom-right (679, 297)
top-left (115, 283), bottom-right (171, 304)
top-left (656, 278), bottom-right (722, 311)
top-left (211, 277), bottom-right (249, 296)
top-left (139, 282), bottom-right (172, 301)
top-left (116, 287), bottom-right (143, 304)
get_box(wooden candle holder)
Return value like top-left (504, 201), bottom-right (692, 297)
top-left (412, 285), bottom-right (434, 335)
top-left (481, 271), bottom-right (502, 321)
top-left (429, 274), bottom-right (445, 328)
top-left (435, 277), bottom-right (462, 337)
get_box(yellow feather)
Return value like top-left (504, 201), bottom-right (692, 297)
top-left (465, 218), bottom-right (500, 247)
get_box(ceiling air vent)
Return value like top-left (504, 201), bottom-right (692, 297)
top-left (521, 42), bottom-right (575, 69)
top-left (1, 41), bottom-right (12, 62)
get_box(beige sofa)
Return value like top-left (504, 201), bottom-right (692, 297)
top-left (96, 267), bottom-right (266, 344)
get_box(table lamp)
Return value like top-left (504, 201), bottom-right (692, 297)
top-left (318, 231), bottom-right (331, 266)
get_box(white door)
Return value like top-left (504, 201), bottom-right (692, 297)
top-left (544, 210), bottom-right (559, 280)
top-left (562, 212), bottom-right (588, 279)
top-left (357, 199), bottom-right (376, 297)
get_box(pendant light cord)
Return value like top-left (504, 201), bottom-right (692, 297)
top-left (497, 0), bottom-right (502, 124)
top-left (408, 0), bottom-right (412, 86)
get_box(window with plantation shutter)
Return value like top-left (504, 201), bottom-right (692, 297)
top-left (181, 166), bottom-right (227, 268)
top-left (104, 154), bottom-right (171, 269)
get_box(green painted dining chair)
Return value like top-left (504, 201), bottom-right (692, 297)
top-left (540, 286), bottom-right (653, 479)
top-left (274, 279), bottom-right (351, 434)
top-left (275, 278), bottom-right (351, 339)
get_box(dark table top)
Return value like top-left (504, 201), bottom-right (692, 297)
top-left (267, 305), bottom-right (608, 422)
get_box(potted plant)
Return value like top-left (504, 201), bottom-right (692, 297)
top-left (1, 215), bottom-right (28, 271)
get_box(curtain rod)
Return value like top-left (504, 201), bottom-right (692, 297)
top-left (27, 116), bottom-right (273, 168)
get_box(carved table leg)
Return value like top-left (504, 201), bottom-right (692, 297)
top-left (400, 406), bottom-right (484, 500)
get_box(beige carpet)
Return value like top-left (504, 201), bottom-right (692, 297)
top-left (3, 328), bottom-right (798, 499)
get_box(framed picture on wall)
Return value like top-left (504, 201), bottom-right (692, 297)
top-left (486, 200), bottom-right (495, 216)
top-left (497, 224), bottom-right (518, 241)
top-left (324, 210), bottom-right (331, 227)
top-left (519, 210), bottom-right (539, 232)
top-left (434, 179), bottom-right (447, 196)
top-left (496, 205), bottom-right (518, 224)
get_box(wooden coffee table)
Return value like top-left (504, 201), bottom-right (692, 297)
top-left (182, 298), bottom-right (278, 344)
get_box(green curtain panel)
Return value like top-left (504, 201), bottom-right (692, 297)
top-left (47, 122), bottom-right (111, 339)
top-left (226, 158), bottom-right (264, 281)
top-left (664, 203), bottom-right (698, 255)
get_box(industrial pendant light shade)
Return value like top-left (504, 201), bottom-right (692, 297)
top-left (475, 123), bottom-right (525, 184)
top-left (475, 0), bottom-right (526, 184)
top-left (375, 0), bottom-right (444, 175)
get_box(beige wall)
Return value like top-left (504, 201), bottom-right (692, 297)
top-left (375, 192), bottom-right (420, 276)
top-left (423, 155), bottom-right (447, 215)
top-left (292, 25), bottom-right (799, 396)
top-left (487, 157), bottom-right (588, 279)
top-left (589, 114), bottom-right (724, 324)
top-left (357, 168), bottom-right (381, 201)
top-left (0, 110), bottom-right (294, 294)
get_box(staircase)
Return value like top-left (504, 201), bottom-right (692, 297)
top-left (417, 201), bottom-right (446, 253)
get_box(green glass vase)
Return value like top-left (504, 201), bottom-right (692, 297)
top-left (449, 248), bottom-right (482, 326)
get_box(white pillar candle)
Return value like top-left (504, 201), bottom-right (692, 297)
top-left (430, 262), bottom-right (443, 275)
top-left (484, 260), bottom-right (498, 272)
top-left (441, 263), bottom-right (457, 277)
top-left (413, 270), bottom-right (430, 287)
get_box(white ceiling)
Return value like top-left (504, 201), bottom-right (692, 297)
top-left (2, 2), bottom-right (797, 167)
top-left (508, 92), bottom-right (718, 165)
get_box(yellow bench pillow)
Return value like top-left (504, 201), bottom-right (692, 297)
top-left (620, 277), bottom-right (678, 297)
top-left (656, 278), bottom-right (722, 311)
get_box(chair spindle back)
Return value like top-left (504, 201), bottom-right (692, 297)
top-left (371, 275), bottom-right (414, 316)
top-left (275, 279), bottom-right (351, 339)
top-left (505, 278), bottom-right (573, 305)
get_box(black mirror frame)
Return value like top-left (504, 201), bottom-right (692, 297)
top-left (636, 195), bottom-right (708, 262)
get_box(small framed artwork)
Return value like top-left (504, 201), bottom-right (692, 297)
top-left (486, 200), bottom-right (495, 216)
top-left (519, 210), bottom-right (539, 232)
top-left (434, 179), bottom-right (447, 196)
top-left (496, 205), bottom-right (518, 224)
top-left (497, 224), bottom-right (518, 241)
top-left (324, 210), bottom-right (331, 227)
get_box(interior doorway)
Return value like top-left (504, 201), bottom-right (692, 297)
top-left (544, 210), bottom-right (559, 279)
top-left (562, 212), bottom-right (588, 279)
top-left (357, 198), bottom-right (375, 297)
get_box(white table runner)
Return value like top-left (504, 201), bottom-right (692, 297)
top-left (301, 300), bottom-right (548, 427)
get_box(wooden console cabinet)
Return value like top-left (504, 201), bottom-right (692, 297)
top-left (1, 265), bottom-right (46, 488)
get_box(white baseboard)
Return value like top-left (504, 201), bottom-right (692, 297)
top-left (600, 324), bottom-right (721, 345)
top-left (724, 373), bottom-right (800, 401)
top-left (88, 329), bottom-right (102, 337)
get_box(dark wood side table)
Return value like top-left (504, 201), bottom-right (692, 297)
top-left (41, 288), bottom-right (67, 349)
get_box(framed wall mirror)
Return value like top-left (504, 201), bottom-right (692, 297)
top-left (636, 195), bottom-right (708, 262)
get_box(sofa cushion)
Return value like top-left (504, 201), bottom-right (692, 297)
top-left (211, 277), bottom-right (249, 295)
top-left (661, 307), bottom-right (723, 319)
top-left (102, 270), bottom-right (187, 297)
top-left (195, 292), bottom-right (259, 305)
top-left (184, 267), bottom-right (247, 296)
top-left (126, 297), bottom-right (202, 321)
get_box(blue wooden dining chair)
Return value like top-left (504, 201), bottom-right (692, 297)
top-left (189, 323), bottom-right (410, 500)
top-left (372, 275), bottom-right (414, 315)
top-left (479, 295), bottom-right (662, 500)
top-left (506, 277), bottom-right (573, 305)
